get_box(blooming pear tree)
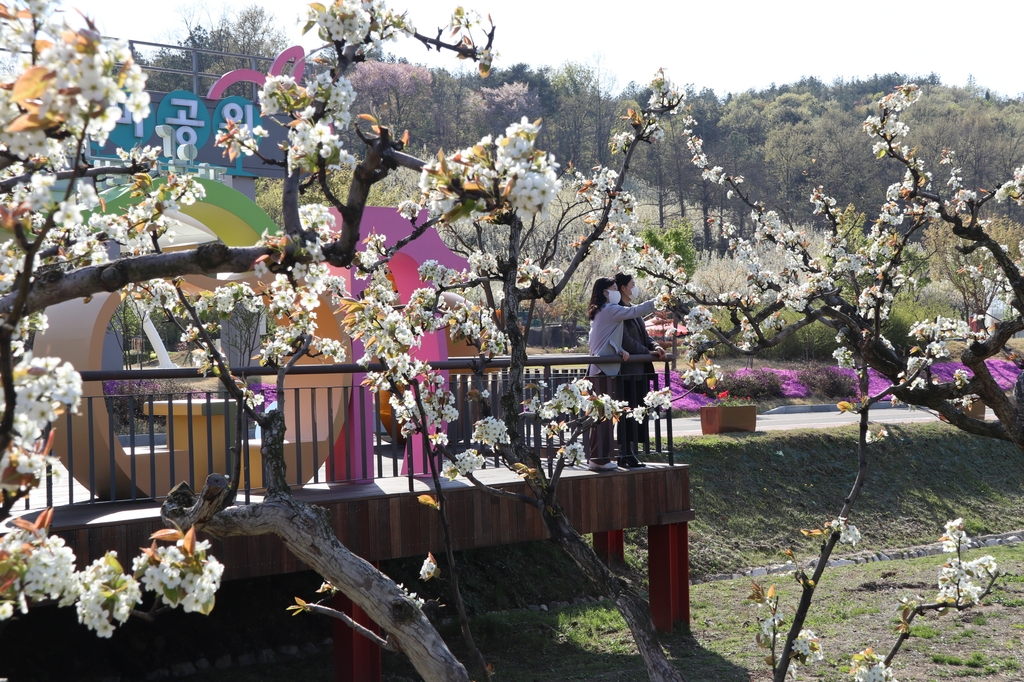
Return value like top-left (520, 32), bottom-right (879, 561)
top-left (748, 516), bottom-right (1000, 682)
top-left (0, 0), bottom-right (513, 679)
top-left (11, 0), bottom-right (1010, 677)
top-left (0, 0), bottom-right (699, 679)
top-left (0, 2), bottom-right (233, 638)
top-left (603, 82), bottom-right (1024, 680)
top-left (330, 66), bottom-right (693, 682)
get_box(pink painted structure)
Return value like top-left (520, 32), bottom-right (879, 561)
top-left (206, 46), bottom-right (307, 100)
top-left (330, 206), bottom-right (469, 482)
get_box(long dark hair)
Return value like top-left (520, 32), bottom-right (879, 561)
top-left (587, 277), bottom-right (616, 320)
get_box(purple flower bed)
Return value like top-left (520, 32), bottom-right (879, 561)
top-left (250, 383), bottom-right (278, 411)
top-left (657, 359), bottom-right (1021, 411)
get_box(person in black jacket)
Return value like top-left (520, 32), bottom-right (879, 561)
top-left (613, 272), bottom-right (666, 467)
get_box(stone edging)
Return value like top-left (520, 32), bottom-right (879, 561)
top-left (77, 641), bottom-right (327, 682)
top-left (693, 529), bottom-right (1023, 584)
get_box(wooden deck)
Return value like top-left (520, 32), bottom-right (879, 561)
top-left (42, 463), bottom-right (691, 580)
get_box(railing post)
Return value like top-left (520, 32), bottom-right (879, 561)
top-left (665, 358), bottom-right (674, 465)
top-left (543, 364), bottom-right (553, 475)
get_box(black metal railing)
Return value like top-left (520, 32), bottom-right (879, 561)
top-left (31, 355), bottom-right (675, 511)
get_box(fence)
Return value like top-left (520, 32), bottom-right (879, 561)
top-left (31, 355), bottom-right (675, 511)
top-left (125, 39), bottom-right (331, 97)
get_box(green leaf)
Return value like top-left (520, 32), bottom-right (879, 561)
top-left (198, 596), bottom-right (215, 615)
top-left (104, 553), bottom-right (124, 574)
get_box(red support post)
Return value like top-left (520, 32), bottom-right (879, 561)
top-left (647, 522), bottom-right (690, 632)
top-left (673, 522), bottom-right (690, 626)
top-left (592, 529), bottom-right (625, 564)
top-left (333, 586), bottom-right (383, 682)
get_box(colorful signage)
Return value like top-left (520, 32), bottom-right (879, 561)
top-left (94, 90), bottom-right (282, 177)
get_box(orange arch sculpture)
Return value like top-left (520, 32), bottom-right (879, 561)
top-left (35, 275), bottom-right (352, 499)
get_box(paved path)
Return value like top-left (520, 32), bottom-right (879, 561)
top-left (663, 403), bottom-right (958, 437)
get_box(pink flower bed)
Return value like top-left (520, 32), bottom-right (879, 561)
top-left (656, 360), bottom-right (1021, 411)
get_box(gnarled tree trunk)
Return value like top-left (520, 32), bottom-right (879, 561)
top-left (498, 216), bottom-right (686, 682)
top-left (162, 414), bottom-right (470, 682)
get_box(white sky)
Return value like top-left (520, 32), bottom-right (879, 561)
top-left (65, 0), bottom-right (1023, 98)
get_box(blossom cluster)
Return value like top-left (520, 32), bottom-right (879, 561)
top-left (516, 258), bottom-right (563, 289)
top-left (849, 648), bottom-right (897, 682)
top-left (829, 517), bottom-right (862, 546)
top-left (994, 164), bottom-right (1024, 206)
top-left (608, 69), bottom-right (683, 155)
top-left (0, 0), bottom-right (149, 156)
top-left (646, 69), bottom-right (685, 115)
top-left (1, 512), bottom-right (225, 637)
top-left (936, 518), bottom-right (998, 607)
top-left (418, 117), bottom-right (561, 222)
top-left (444, 6), bottom-right (493, 76)
top-left (418, 259), bottom-right (469, 287)
top-left (908, 317), bottom-right (986, 363)
top-left (443, 448), bottom-right (486, 480)
top-left (792, 629), bottom-right (824, 666)
top-left (511, 378), bottom-right (644, 471)
top-left (862, 84), bottom-right (921, 164)
top-left (439, 296), bottom-right (509, 355)
top-left (419, 552), bottom-right (439, 581)
top-left (304, 0), bottom-right (414, 55)
top-left (573, 166), bottom-right (636, 229)
top-left (260, 270), bottom-right (348, 367)
top-left (630, 387), bottom-right (673, 421)
top-left (0, 520), bottom-right (78, 620)
top-left (73, 553), bottom-right (143, 637)
top-left (132, 532), bottom-right (225, 615)
top-left (0, 354), bottom-right (81, 491)
top-left (258, 73), bottom-right (356, 175)
top-left (347, 269), bottom-right (461, 443)
top-left (471, 417), bottom-right (509, 446)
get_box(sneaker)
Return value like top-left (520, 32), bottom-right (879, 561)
top-left (587, 459), bottom-right (618, 472)
top-left (618, 455), bottom-right (646, 469)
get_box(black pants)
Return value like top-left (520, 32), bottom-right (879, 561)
top-left (617, 371), bottom-right (653, 455)
top-left (587, 373), bottom-right (620, 462)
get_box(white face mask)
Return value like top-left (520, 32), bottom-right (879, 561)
top-left (606, 289), bottom-right (621, 305)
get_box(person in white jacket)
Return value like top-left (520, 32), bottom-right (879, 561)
top-left (585, 277), bottom-right (657, 471)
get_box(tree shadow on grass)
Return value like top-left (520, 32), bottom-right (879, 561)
top-left (382, 605), bottom-right (751, 682)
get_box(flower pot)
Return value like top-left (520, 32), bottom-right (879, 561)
top-left (940, 400), bottom-right (986, 422)
top-left (700, 405), bottom-right (757, 434)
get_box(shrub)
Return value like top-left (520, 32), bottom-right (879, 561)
top-left (760, 318), bottom-right (839, 362)
top-left (102, 379), bottom-right (217, 433)
top-left (103, 380), bottom-right (163, 432)
top-left (719, 369), bottom-right (784, 400)
top-left (797, 366), bottom-right (856, 398)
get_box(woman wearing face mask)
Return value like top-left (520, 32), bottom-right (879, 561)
top-left (612, 272), bottom-right (666, 468)
top-left (584, 277), bottom-right (658, 472)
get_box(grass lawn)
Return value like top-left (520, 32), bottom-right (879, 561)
top-left (209, 543), bottom-right (1024, 681)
